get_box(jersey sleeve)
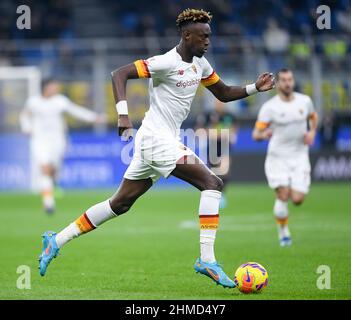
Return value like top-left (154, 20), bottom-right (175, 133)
top-left (255, 104), bottom-right (271, 129)
top-left (200, 57), bottom-right (220, 87)
top-left (134, 54), bottom-right (173, 79)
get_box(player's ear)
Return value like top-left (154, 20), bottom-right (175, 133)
top-left (182, 29), bottom-right (191, 41)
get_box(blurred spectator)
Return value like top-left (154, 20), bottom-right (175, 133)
top-left (263, 19), bottom-right (290, 69)
top-left (263, 19), bottom-right (290, 54)
top-left (323, 37), bottom-right (348, 69)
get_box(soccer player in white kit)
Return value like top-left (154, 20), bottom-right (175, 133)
top-left (252, 69), bottom-right (318, 246)
top-left (38, 9), bottom-right (274, 288)
top-left (20, 79), bottom-right (105, 213)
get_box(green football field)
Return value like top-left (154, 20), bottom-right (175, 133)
top-left (0, 183), bottom-right (350, 300)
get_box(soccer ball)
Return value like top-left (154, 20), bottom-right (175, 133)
top-left (234, 262), bottom-right (268, 294)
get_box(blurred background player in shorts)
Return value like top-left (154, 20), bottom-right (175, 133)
top-left (20, 79), bottom-right (106, 214)
top-left (252, 69), bottom-right (318, 246)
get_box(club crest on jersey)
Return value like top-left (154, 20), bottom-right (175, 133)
top-left (299, 108), bottom-right (304, 115)
top-left (191, 65), bottom-right (197, 73)
top-left (178, 69), bottom-right (184, 75)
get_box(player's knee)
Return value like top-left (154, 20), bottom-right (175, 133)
top-left (109, 196), bottom-right (135, 215)
top-left (41, 165), bottom-right (54, 176)
top-left (203, 175), bottom-right (223, 192)
top-left (292, 196), bottom-right (304, 206)
top-left (277, 189), bottom-right (290, 202)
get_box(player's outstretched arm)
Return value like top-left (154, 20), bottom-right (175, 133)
top-left (111, 63), bottom-right (139, 138)
top-left (65, 100), bottom-right (105, 124)
top-left (206, 72), bottom-right (275, 103)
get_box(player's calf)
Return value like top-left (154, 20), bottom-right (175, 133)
top-left (109, 177), bottom-right (153, 215)
top-left (109, 194), bottom-right (137, 215)
top-left (202, 174), bottom-right (223, 192)
top-left (39, 173), bottom-right (55, 214)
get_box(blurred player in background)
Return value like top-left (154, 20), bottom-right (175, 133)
top-left (20, 79), bottom-right (105, 214)
top-left (38, 9), bottom-right (274, 288)
top-left (196, 100), bottom-right (237, 209)
top-left (252, 68), bottom-right (318, 246)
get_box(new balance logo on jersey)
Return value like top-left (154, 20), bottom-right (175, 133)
top-left (176, 78), bottom-right (201, 88)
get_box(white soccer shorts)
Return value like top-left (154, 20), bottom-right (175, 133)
top-left (124, 142), bottom-right (195, 183)
top-left (264, 154), bottom-right (311, 194)
top-left (31, 139), bottom-right (66, 168)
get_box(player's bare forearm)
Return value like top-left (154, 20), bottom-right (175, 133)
top-left (111, 63), bottom-right (138, 137)
top-left (111, 63), bottom-right (139, 103)
top-left (252, 128), bottom-right (263, 141)
top-left (252, 128), bottom-right (272, 141)
top-left (207, 72), bottom-right (274, 102)
top-left (304, 112), bottom-right (318, 146)
top-left (309, 112), bottom-right (318, 133)
top-left (207, 80), bottom-right (247, 102)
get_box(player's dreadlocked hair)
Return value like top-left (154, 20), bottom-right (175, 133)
top-left (176, 8), bottom-right (212, 30)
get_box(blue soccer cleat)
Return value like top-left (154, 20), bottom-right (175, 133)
top-left (38, 231), bottom-right (60, 276)
top-left (280, 236), bottom-right (292, 247)
top-left (194, 258), bottom-right (235, 288)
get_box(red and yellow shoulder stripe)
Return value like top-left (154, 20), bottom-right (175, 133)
top-left (201, 71), bottom-right (220, 87)
top-left (134, 59), bottom-right (151, 78)
top-left (255, 121), bottom-right (270, 130)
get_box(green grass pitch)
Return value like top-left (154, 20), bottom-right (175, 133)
top-left (0, 183), bottom-right (350, 300)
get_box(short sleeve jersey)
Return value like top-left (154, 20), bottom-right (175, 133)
top-left (256, 92), bottom-right (315, 157)
top-left (134, 47), bottom-right (220, 137)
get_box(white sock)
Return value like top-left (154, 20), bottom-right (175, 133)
top-left (199, 190), bottom-right (221, 263)
top-left (55, 222), bottom-right (80, 248)
top-left (273, 199), bottom-right (290, 239)
top-left (55, 199), bottom-right (117, 248)
top-left (40, 174), bottom-right (55, 209)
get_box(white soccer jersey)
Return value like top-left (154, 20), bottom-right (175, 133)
top-left (21, 94), bottom-right (98, 144)
top-left (134, 47), bottom-right (220, 138)
top-left (256, 92), bottom-right (315, 158)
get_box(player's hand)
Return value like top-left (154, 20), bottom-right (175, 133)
top-left (304, 130), bottom-right (316, 146)
top-left (255, 72), bottom-right (275, 92)
top-left (118, 115), bottom-right (133, 140)
top-left (262, 128), bottom-right (273, 140)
